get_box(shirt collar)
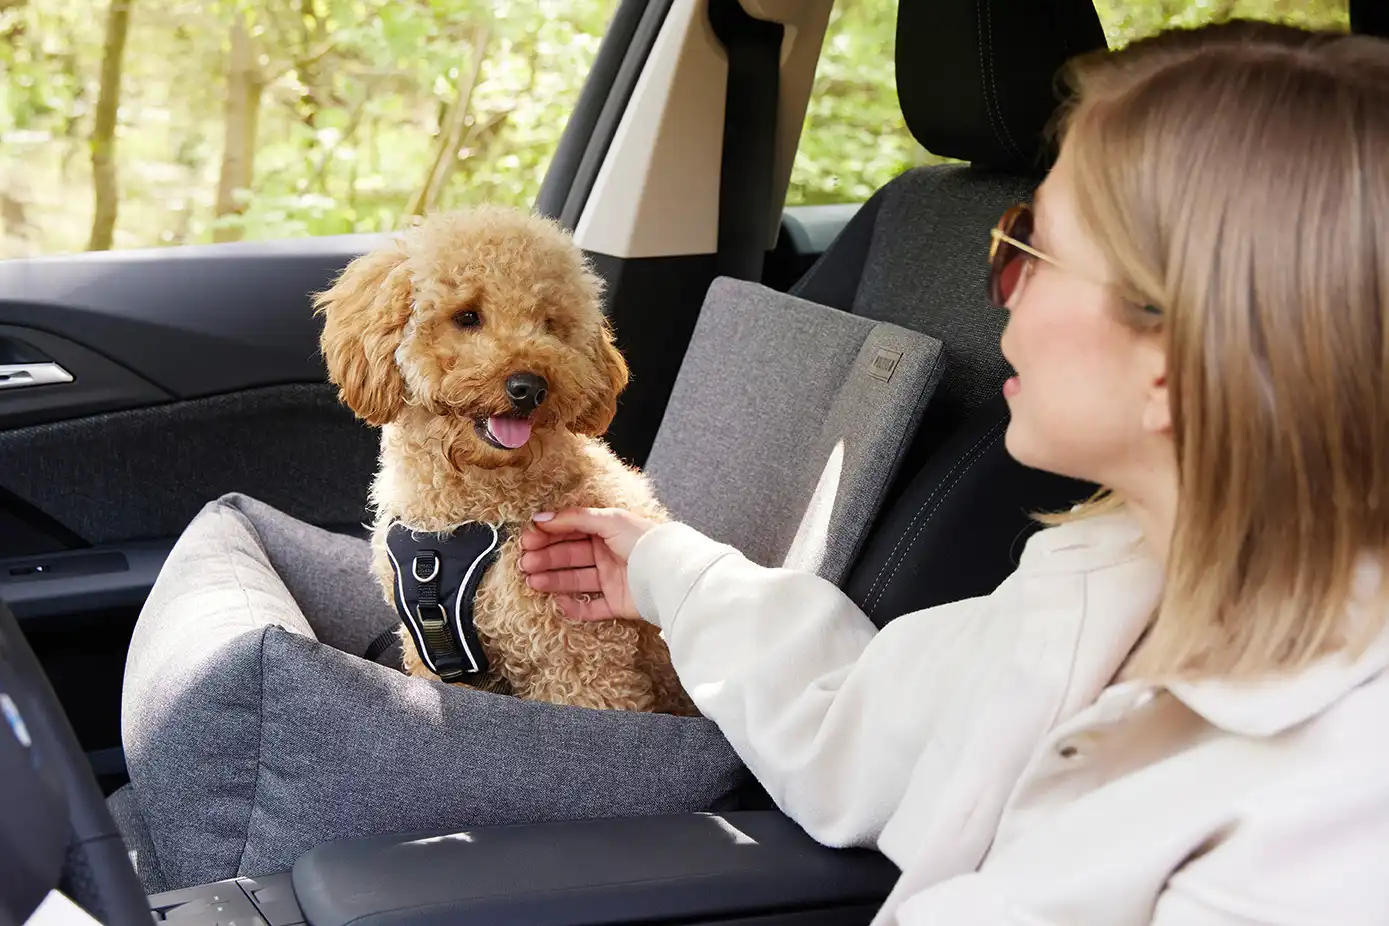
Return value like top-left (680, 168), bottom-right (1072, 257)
top-left (1164, 559), bottom-right (1389, 737)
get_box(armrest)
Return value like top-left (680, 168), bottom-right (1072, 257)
top-left (291, 811), bottom-right (900, 926)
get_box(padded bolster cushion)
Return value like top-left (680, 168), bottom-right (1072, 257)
top-left (120, 494), bottom-right (747, 891)
top-left (645, 277), bottom-right (945, 584)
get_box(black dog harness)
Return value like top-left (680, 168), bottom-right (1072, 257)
top-left (381, 521), bottom-right (506, 681)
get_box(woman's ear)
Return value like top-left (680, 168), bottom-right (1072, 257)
top-left (314, 245), bottom-right (413, 426)
top-left (573, 318), bottom-right (630, 437)
top-left (1141, 348), bottom-right (1171, 436)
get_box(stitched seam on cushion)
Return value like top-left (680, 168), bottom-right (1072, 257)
top-left (225, 510), bottom-right (268, 877)
top-left (871, 423), bottom-right (1007, 617)
top-left (126, 781), bottom-right (169, 889)
top-left (234, 628), bottom-right (268, 877)
top-left (864, 417), bottom-right (1007, 611)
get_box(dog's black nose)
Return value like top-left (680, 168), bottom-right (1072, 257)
top-left (505, 372), bottom-right (548, 412)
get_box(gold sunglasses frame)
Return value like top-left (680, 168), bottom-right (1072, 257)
top-left (989, 205), bottom-right (1161, 316)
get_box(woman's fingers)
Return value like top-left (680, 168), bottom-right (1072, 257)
top-left (525, 566), bottom-right (602, 595)
top-left (519, 540), bottom-right (595, 573)
top-left (531, 508), bottom-right (628, 540)
top-left (531, 508), bottom-right (656, 560)
top-left (519, 527), bottom-right (589, 551)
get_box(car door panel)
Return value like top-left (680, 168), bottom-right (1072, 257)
top-left (0, 384), bottom-right (376, 547)
top-left (0, 243), bottom-right (385, 787)
top-left (0, 238), bottom-right (384, 402)
top-left (0, 325), bottom-right (169, 429)
top-left (1, 540), bottom-right (172, 623)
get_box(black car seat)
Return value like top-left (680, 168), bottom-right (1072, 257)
top-left (1352, 0), bottom-right (1389, 39)
top-left (789, 0), bottom-right (1108, 625)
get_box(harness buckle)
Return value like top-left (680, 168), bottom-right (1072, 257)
top-left (414, 602), bottom-right (448, 625)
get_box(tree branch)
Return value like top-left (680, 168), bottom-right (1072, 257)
top-left (408, 23), bottom-right (491, 217)
top-left (88, 0), bottom-right (135, 251)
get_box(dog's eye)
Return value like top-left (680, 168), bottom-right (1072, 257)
top-left (453, 310), bottom-right (481, 329)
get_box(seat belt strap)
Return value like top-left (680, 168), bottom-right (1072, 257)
top-left (710, 0), bottom-right (784, 283)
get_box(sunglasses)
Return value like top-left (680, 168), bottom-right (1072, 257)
top-left (987, 203), bottom-right (1161, 316)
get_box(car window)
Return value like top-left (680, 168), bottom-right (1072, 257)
top-left (787, 0), bottom-right (1351, 209)
top-left (0, 0), bottom-right (617, 258)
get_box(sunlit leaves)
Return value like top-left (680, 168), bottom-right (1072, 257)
top-left (0, 0), bottom-right (1356, 255)
top-left (788, 0), bottom-right (1349, 206)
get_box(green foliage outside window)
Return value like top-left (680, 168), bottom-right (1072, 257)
top-left (0, 0), bottom-right (1351, 256)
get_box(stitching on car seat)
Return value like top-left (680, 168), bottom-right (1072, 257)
top-left (864, 419), bottom-right (1004, 610)
top-left (975, 0), bottom-right (1003, 157)
top-left (864, 416), bottom-right (1007, 612)
top-left (981, 0), bottom-right (1023, 162)
top-left (872, 424), bottom-right (1007, 617)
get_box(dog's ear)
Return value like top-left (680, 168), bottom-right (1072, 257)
top-left (574, 317), bottom-right (629, 437)
top-left (314, 245), bottom-right (413, 426)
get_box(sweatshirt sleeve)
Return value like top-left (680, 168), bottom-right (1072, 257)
top-left (626, 521), bottom-right (1100, 851)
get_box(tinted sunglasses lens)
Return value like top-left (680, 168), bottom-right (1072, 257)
top-left (988, 207), bottom-right (1033, 307)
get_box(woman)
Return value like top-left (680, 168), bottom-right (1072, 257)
top-left (522, 21), bottom-right (1389, 924)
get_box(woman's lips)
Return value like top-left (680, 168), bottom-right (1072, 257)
top-left (1003, 376), bottom-right (1020, 398)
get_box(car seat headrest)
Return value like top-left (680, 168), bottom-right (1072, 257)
top-left (895, 0), bottom-right (1108, 173)
top-left (1351, 0), bottom-right (1389, 39)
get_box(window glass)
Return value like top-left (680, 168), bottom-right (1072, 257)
top-left (788, 0), bottom-right (1352, 208)
top-left (1097, 0), bottom-right (1348, 47)
top-left (0, 0), bottom-right (616, 258)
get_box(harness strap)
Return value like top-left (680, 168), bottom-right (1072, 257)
top-left (362, 627), bottom-right (402, 665)
top-left (384, 521), bottom-right (504, 682)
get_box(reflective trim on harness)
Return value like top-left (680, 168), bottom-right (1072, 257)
top-left (383, 521), bottom-right (504, 681)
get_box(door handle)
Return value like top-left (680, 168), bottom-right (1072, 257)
top-left (0, 362), bottom-right (74, 390)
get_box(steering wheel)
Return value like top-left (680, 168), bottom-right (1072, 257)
top-left (0, 602), bottom-right (149, 926)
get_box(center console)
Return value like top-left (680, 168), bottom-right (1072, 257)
top-left (148, 812), bottom-right (899, 926)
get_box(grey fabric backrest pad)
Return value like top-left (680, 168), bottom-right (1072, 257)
top-left (645, 277), bottom-right (945, 583)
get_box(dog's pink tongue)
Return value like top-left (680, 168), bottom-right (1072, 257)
top-left (488, 416), bottom-right (533, 449)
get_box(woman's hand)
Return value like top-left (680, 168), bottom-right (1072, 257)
top-left (520, 508), bottom-right (659, 621)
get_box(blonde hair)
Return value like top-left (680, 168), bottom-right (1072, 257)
top-left (1051, 21), bottom-right (1389, 680)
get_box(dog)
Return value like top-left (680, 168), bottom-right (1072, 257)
top-left (314, 206), bottom-right (695, 716)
